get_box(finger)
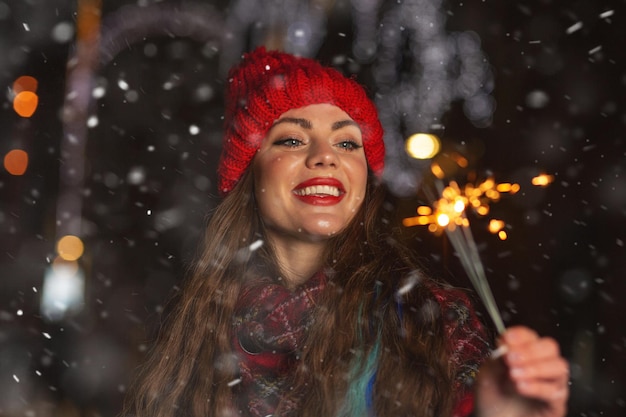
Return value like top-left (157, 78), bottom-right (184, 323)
top-left (501, 326), bottom-right (539, 347)
top-left (509, 356), bottom-right (570, 385)
top-left (505, 337), bottom-right (562, 367)
top-left (512, 376), bottom-right (570, 404)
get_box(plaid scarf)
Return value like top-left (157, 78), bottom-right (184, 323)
top-left (231, 272), bottom-right (326, 416)
top-left (231, 273), bottom-right (488, 417)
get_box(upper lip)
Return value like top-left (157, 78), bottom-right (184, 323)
top-left (293, 177), bottom-right (345, 196)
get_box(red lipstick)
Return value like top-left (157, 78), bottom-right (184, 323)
top-left (292, 177), bottom-right (345, 206)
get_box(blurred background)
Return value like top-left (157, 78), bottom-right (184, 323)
top-left (1, 0), bottom-right (624, 416)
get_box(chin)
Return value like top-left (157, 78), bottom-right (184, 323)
top-left (299, 221), bottom-right (349, 240)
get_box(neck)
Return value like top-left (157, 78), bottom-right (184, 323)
top-left (266, 233), bottom-right (327, 289)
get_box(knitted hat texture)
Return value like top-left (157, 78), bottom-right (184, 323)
top-left (217, 47), bottom-right (385, 195)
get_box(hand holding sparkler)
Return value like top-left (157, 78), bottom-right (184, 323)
top-left (402, 146), bottom-right (567, 415)
top-left (476, 326), bottom-right (570, 417)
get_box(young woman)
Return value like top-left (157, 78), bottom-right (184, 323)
top-left (124, 48), bottom-right (569, 417)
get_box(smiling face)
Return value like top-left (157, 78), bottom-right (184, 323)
top-left (253, 103), bottom-right (369, 245)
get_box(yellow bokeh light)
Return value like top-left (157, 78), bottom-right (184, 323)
top-left (453, 198), bottom-right (466, 213)
top-left (436, 213), bottom-right (450, 227)
top-left (403, 215), bottom-right (433, 227)
top-left (532, 174), bottom-right (554, 187)
top-left (498, 231), bottom-right (508, 240)
top-left (488, 219), bottom-right (505, 234)
top-left (57, 235), bottom-right (85, 261)
top-left (496, 183), bottom-right (519, 193)
top-left (485, 189), bottom-right (500, 200)
top-left (479, 178), bottom-right (495, 191)
top-left (406, 133), bottom-right (441, 160)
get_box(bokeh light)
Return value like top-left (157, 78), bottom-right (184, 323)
top-left (488, 219), bottom-right (508, 240)
top-left (0, 1), bottom-right (622, 414)
top-left (77, 0), bottom-right (102, 41)
top-left (4, 149), bottom-right (29, 175)
top-left (12, 75), bottom-right (38, 94)
top-left (436, 213), bottom-right (450, 227)
top-left (56, 235), bottom-right (85, 261)
top-left (488, 219), bottom-right (505, 234)
top-left (403, 176), bottom-right (519, 236)
top-left (13, 75), bottom-right (39, 94)
top-left (42, 258), bottom-right (85, 321)
top-left (532, 173), bottom-right (555, 187)
top-left (405, 133), bottom-right (441, 159)
top-left (13, 91), bottom-right (39, 117)
top-left (52, 256), bottom-right (80, 276)
top-left (12, 76), bottom-right (39, 117)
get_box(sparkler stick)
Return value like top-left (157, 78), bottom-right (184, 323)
top-left (426, 180), bottom-right (506, 334)
top-left (446, 229), bottom-right (505, 333)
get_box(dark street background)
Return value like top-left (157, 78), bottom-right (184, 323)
top-left (1, 0), bottom-right (625, 416)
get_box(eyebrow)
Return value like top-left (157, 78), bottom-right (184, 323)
top-left (273, 117), bottom-right (312, 129)
top-left (272, 117), bottom-right (361, 132)
top-left (331, 120), bottom-right (360, 131)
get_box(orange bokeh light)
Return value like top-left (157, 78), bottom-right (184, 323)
top-left (4, 149), bottom-right (29, 175)
top-left (57, 235), bottom-right (85, 261)
top-left (13, 75), bottom-right (38, 94)
top-left (13, 91), bottom-right (39, 117)
top-left (77, 0), bottom-right (102, 41)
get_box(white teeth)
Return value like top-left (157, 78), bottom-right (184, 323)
top-left (294, 185), bottom-right (340, 197)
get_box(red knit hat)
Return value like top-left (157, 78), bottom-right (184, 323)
top-left (217, 47), bottom-right (385, 195)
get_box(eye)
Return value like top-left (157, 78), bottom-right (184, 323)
top-left (274, 137), bottom-right (303, 147)
top-left (335, 140), bottom-right (363, 151)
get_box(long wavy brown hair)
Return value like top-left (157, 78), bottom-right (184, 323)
top-left (123, 167), bottom-right (459, 417)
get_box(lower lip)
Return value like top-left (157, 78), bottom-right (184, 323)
top-left (293, 193), bottom-right (344, 206)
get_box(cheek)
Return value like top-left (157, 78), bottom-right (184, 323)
top-left (346, 195), bottom-right (365, 222)
top-left (253, 159), bottom-right (295, 216)
top-left (256, 155), bottom-right (301, 187)
top-left (351, 163), bottom-right (369, 199)
top-left (254, 187), bottom-right (283, 230)
top-left (347, 172), bottom-right (368, 215)
top-left (254, 157), bottom-right (282, 193)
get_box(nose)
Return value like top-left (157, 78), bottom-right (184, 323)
top-left (306, 140), bottom-right (338, 169)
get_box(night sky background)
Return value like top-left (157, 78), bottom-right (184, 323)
top-left (1, 0), bottom-right (625, 416)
